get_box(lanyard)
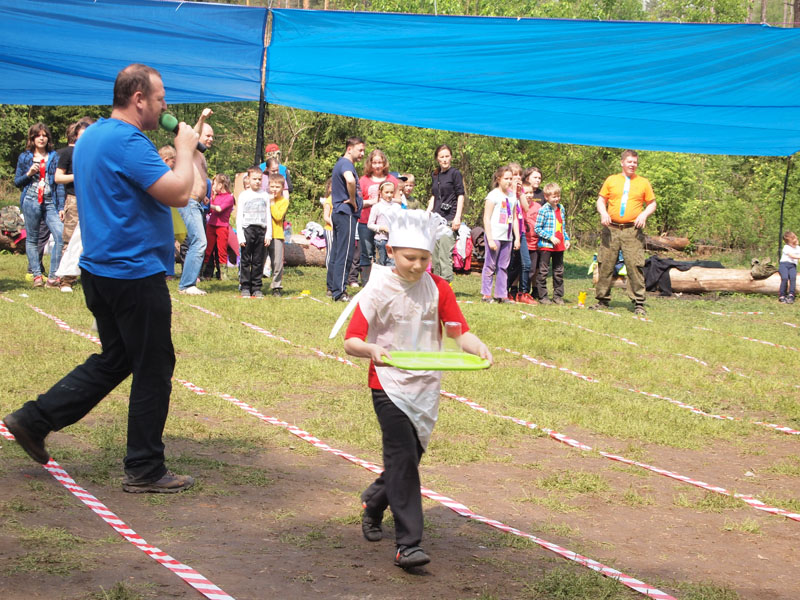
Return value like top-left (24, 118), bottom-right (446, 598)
top-left (37, 158), bottom-right (46, 204)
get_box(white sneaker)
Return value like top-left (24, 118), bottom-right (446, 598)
top-left (60, 285), bottom-right (73, 293)
top-left (179, 286), bottom-right (207, 296)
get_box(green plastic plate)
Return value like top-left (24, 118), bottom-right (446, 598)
top-left (383, 351), bottom-right (490, 371)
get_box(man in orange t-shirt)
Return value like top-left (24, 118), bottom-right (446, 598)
top-left (592, 150), bottom-right (657, 316)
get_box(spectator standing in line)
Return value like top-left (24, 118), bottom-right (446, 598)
top-left (592, 150), bottom-right (656, 316)
top-left (4, 63), bottom-right (198, 493)
top-left (327, 136), bottom-right (365, 302)
top-left (237, 166), bottom-right (273, 298)
top-left (358, 149), bottom-right (400, 285)
top-left (426, 144), bottom-right (465, 283)
top-left (534, 182), bottom-right (571, 305)
top-left (14, 122), bottom-right (64, 288)
top-left (267, 173), bottom-right (289, 297)
top-left (54, 119), bottom-right (93, 292)
top-left (202, 173), bottom-right (235, 281)
top-left (481, 165), bottom-right (519, 303)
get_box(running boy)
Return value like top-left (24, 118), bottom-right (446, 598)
top-left (340, 208), bottom-right (492, 569)
top-left (236, 166), bottom-right (272, 298)
top-left (267, 173), bottom-right (289, 297)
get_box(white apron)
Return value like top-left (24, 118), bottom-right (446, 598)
top-left (333, 264), bottom-right (443, 449)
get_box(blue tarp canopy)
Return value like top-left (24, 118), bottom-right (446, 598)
top-left (0, 0), bottom-right (266, 104)
top-left (267, 10), bottom-right (800, 156)
top-left (1, 1), bottom-right (799, 156)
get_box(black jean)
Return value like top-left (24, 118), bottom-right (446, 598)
top-left (239, 225), bottom-right (267, 293)
top-left (14, 269), bottom-right (175, 482)
top-left (361, 389), bottom-right (425, 547)
top-left (536, 249), bottom-right (565, 300)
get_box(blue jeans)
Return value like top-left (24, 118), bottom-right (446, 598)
top-left (519, 231), bottom-right (531, 294)
top-left (22, 197), bottom-right (63, 279)
top-left (375, 239), bottom-right (394, 266)
top-left (779, 261), bottom-right (796, 297)
top-left (358, 222), bottom-right (375, 268)
top-left (177, 200), bottom-right (207, 290)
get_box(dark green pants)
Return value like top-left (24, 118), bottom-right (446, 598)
top-left (595, 225), bottom-right (646, 306)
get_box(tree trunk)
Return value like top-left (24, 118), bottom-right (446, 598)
top-left (284, 234), bottom-right (327, 267)
top-left (645, 235), bottom-right (690, 252)
top-left (795, 0), bottom-right (800, 27)
top-left (761, 0), bottom-right (768, 22)
top-left (601, 267), bottom-right (795, 295)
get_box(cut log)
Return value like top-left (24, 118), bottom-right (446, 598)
top-left (284, 234), bottom-right (327, 267)
top-left (598, 267), bottom-right (795, 295)
top-left (645, 235), bottom-right (690, 252)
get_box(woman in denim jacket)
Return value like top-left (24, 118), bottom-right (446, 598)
top-left (14, 122), bottom-right (64, 287)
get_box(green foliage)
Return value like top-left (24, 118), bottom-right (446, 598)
top-left (1, 0), bottom-right (796, 250)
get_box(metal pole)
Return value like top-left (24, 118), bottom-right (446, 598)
top-left (778, 155), bottom-right (792, 259)
top-left (256, 9), bottom-right (273, 168)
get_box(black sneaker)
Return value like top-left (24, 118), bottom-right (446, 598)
top-left (788, 295), bottom-right (796, 305)
top-left (361, 511), bottom-right (383, 542)
top-left (272, 289), bottom-right (283, 297)
top-left (394, 545), bottom-right (430, 569)
top-left (779, 296), bottom-right (786, 303)
top-left (634, 305), bottom-right (647, 317)
top-left (122, 471), bottom-right (195, 494)
top-left (335, 293), bottom-right (352, 302)
top-left (3, 413), bottom-right (50, 464)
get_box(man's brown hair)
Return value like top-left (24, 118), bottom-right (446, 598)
top-left (113, 63), bottom-right (161, 108)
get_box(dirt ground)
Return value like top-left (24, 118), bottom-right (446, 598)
top-left (2, 396), bottom-right (800, 600)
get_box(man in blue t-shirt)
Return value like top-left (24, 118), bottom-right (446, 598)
top-left (4, 64), bottom-right (199, 494)
top-left (326, 136), bottom-right (365, 301)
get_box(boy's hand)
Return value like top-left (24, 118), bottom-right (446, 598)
top-left (369, 344), bottom-right (392, 367)
top-left (240, 241), bottom-right (246, 247)
top-left (476, 343), bottom-right (493, 365)
top-left (488, 240), bottom-right (497, 252)
top-left (264, 237), bottom-right (272, 246)
top-left (513, 239), bottom-right (520, 250)
top-left (565, 240), bottom-right (571, 250)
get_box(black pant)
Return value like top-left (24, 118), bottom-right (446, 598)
top-left (14, 270), bottom-right (175, 482)
top-left (240, 225), bottom-right (266, 292)
top-left (326, 211), bottom-right (357, 300)
top-left (537, 249), bottom-right (565, 300)
top-left (362, 389), bottom-right (425, 547)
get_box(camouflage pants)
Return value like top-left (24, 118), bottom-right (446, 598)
top-left (595, 225), bottom-right (646, 306)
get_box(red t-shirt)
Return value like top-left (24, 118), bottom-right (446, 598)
top-left (345, 273), bottom-right (469, 389)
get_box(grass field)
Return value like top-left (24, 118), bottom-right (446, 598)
top-left (1, 248), bottom-right (799, 600)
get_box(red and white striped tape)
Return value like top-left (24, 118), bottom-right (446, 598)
top-left (438, 391), bottom-right (800, 523)
top-left (594, 307), bottom-right (653, 322)
top-left (500, 347), bottom-right (800, 437)
top-left (694, 326), bottom-right (800, 353)
top-left (24, 301), bottom-right (675, 599)
top-left (784, 322), bottom-right (799, 328)
top-left (519, 310), bottom-right (639, 346)
top-left (172, 378), bottom-right (676, 600)
top-left (709, 311), bottom-right (766, 316)
top-left (0, 421), bottom-right (234, 600)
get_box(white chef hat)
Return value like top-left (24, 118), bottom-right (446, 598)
top-left (386, 207), bottom-right (451, 253)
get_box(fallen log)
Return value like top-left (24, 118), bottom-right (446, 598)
top-left (645, 235), bottom-right (689, 252)
top-left (597, 267), bottom-right (796, 295)
top-left (284, 234), bottom-right (327, 267)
